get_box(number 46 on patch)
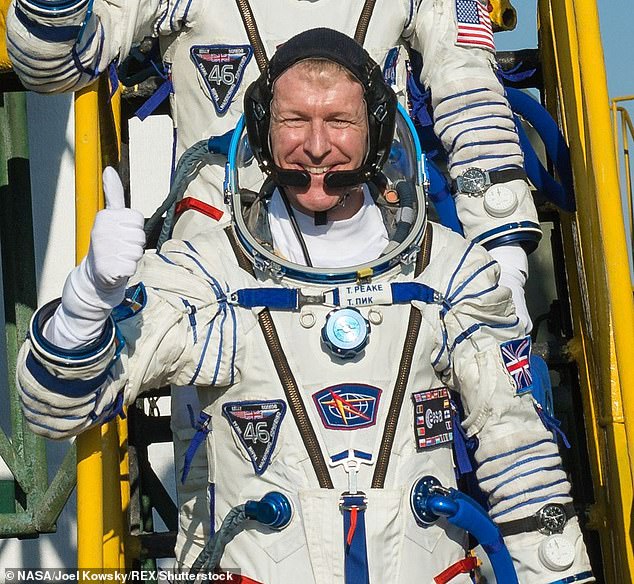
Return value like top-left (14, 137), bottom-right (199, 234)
top-left (222, 400), bottom-right (287, 475)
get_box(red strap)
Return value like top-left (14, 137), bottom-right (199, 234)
top-left (434, 556), bottom-right (479, 584)
top-left (346, 507), bottom-right (358, 546)
top-left (175, 197), bottom-right (224, 221)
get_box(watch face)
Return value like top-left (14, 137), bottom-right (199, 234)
top-left (537, 503), bottom-right (568, 534)
top-left (460, 168), bottom-right (487, 194)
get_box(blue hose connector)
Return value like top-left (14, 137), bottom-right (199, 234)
top-left (244, 492), bottom-right (293, 530)
top-left (410, 476), bottom-right (519, 584)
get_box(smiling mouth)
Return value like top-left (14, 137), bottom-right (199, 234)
top-left (301, 165), bottom-right (332, 175)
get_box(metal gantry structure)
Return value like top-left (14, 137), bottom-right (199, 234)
top-left (0, 0), bottom-right (633, 581)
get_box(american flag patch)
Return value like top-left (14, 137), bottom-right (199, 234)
top-left (500, 336), bottom-right (533, 394)
top-left (455, 0), bottom-right (495, 52)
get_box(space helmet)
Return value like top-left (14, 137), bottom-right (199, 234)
top-left (224, 28), bottom-right (429, 284)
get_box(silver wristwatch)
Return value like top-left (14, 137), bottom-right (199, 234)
top-left (454, 167), bottom-right (527, 196)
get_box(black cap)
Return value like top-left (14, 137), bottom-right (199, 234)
top-left (267, 28), bottom-right (375, 87)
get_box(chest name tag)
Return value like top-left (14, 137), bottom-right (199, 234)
top-left (222, 400), bottom-right (286, 475)
top-left (412, 388), bottom-right (453, 450)
top-left (190, 45), bottom-right (253, 114)
top-left (337, 282), bottom-right (392, 308)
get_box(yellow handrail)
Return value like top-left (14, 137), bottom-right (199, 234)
top-left (611, 99), bottom-right (634, 258)
top-left (75, 77), bottom-right (128, 573)
top-left (540, 0), bottom-right (634, 580)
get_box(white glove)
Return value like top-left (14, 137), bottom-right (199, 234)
top-left (43, 167), bottom-right (146, 349)
top-left (488, 244), bottom-right (532, 334)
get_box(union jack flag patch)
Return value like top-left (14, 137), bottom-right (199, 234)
top-left (500, 336), bottom-right (533, 394)
top-left (455, 0), bottom-right (495, 53)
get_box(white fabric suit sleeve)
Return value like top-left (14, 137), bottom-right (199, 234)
top-left (430, 239), bottom-right (593, 582)
top-left (6, 0), bottom-right (173, 92)
top-left (407, 0), bottom-right (540, 248)
top-left (16, 238), bottom-right (252, 439)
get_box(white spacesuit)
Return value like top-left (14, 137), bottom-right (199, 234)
top-left (17, 29), bottom-right (592, 583)
top-left (8, 0), bottom-right (539, 563)
top-left (8, 0), bottom-right (539, 561)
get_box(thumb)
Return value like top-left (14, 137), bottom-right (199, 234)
top-left (102, 166), bottom-right (125, 210)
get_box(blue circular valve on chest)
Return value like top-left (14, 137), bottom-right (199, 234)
top-left (321, 308), bottom-right (370, 359)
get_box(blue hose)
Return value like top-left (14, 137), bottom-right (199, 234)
top-left (426, 158), bottom-right (464, 235)
top-left (506, 87), bottom-right (575, 212)
top-left (411, 476), bottom-right (519, 583)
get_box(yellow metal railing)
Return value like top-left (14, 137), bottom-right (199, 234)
top-left (539, 0), bottom-right (634, 581)
top-left (74, 78), bottom-right (130, 571)
top-left (0, 0), bottom-right (14, 72)
top-left (611, 96), bottom-right (634, 258)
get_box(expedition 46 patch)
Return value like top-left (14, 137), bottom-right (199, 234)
top-left (412, 388), bottom-right (453, 450)
top-left (222, 400), bottom-right (286, 475)
top-left (191, 45), bottom-right (253, 114)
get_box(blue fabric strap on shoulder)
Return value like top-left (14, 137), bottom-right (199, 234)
top-left (390, 282), bottom-right (437, 304)
top-left (342, 495), bottom-right (370, 584)
top-left (181, 412), bottom-right (211, 484)
top-left (234, 288), bottom-right (298, 310)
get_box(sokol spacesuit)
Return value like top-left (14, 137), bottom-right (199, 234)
top-left (8, 0), bottom-right (539, 560)
top-left (17, 28), bottom-right (592, 583)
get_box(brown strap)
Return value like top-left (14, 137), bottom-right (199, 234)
top-left (371, 225), bottom-right (433, 488)
top-left (234, 0), bottom-right (268, 72)
top-left (235, 0), bottom-right (378, 73)
top-left (354, 0), bottom-right (378, 46)
top-left (225, 228), bottom-right (334, 489)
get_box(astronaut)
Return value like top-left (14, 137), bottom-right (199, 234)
top-left (8, 0), bottom-right (538, 563)
top-left (18, 28), bottom-right (592, 583)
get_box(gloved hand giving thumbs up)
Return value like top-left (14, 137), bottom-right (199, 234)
top-left (43, 167), bottom-right (146, 349)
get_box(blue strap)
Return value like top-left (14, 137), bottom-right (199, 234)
top-left (342, 495), bottom-right (370, 584)
top-left (232, 282), bottom-right (441, 309)
top-left (108, 62), bottom-right (119, 100)
top-left (451, 406), bottom-right (473, 476)
top-left (135, 79), bottom-right (173, 121)
top-left (536, 404), bottom-right (571, 449)
top-left (547, 572), bottom-right (594, 584)
top-left (181, 412), bottom-right (211, 483)
top-left (390, 282), bottom-right (437, 303)
top-left (102, 392), bottom-right (126, 423)
top-left (235, 288), bottom-right (298, 310)
top-left (498, 62), bottom-right (538, 84)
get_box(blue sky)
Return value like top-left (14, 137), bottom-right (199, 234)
top-left (495, 1), bottom-right (634, 103)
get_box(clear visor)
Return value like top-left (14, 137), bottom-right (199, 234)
top-left (224, 103), bottom-right (429, 284)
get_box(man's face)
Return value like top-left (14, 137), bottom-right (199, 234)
top-left (270, 63), bottom-right (369, 215)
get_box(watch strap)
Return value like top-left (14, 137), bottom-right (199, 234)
top-left (487, 168), bottom-right (528, 185)
top-left (497, 502), bottom-right (576, 537)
